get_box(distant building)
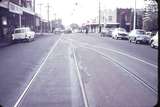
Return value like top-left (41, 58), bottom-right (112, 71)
top-left (102, 9), bottom-right (117, 24)
top-left (116, 8), bottom-right (132, 32)
top-left (116, 8), bottom-right (144, 32)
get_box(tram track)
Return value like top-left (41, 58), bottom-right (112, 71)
top-left (66, 39), bottom-right (157, 95)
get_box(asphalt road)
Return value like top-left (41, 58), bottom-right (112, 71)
top-left (0, 33), bottom-right (158, 107)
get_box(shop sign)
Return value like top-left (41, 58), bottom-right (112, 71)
top-left (9, 2), bottom-right (23, 15)
top-left (0, 0), bottom-right (9, 8)
top-left (22, 7), bottom-right (35, 15)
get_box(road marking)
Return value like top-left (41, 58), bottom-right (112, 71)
top-left (68, 38), bottom-right (157, 68)
top-left (77, 44), bottom-right (157, 94)
top-left (14, 35), bottom-right (62, 107)
top-left (72, 46), bottom-right (89, 107)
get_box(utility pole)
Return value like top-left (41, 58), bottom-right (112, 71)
top-left (19, 0), bottom-right (21, 27)
top-left (33, 0), bottom-right (35, 12)
top-left (98, 0), bottom-right (101, 33)
top-left (133, 0), bottom-right (136, 30)
top-left (46, 3), bottom-right (52, 32)
top-left (38, 3), bottom-right (43, 32)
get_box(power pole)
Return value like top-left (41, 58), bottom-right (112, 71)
top-left (33, 0), bottom-right (35, 12)
top-left (98, 0), bottom-right (101, 33)
top-left (46, 3), bottom-right (52, 32)
top-left (38, 3), bottom-right (43, 32)
top-left (133, 0), bottom-right (136, 30)
top-left (19, 0), bottom-right (21, 27)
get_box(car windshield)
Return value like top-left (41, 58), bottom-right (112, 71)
top-left (118, 28), bottom-right (126, 32)
top-left (15, 29), bottom-right (26, 33)
top-left (136, 30), bottom-right (145, 34)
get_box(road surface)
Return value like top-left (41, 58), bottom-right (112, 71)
top-left (0, 33), bottom-right (158, 107)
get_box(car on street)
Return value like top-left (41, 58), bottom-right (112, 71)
top-left (112, 28), bottom-right (128, 40)
top-left (150, 32), bottom-right (158, 48)
top-left (12, 27), bottom-right (35, 42)
top-left (54, 28), bottom-right (63, 34)
top-left (128, 29), bottom-right (150, 44)
top-left (146, 31), bottom-right (155, 37)
top-left (100, 28), bottom-right (112, 37)
top-left (64, 29), bottom-right (72, 34)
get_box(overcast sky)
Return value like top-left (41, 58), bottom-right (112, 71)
top-left (35, 0), bottom-right (145, 26)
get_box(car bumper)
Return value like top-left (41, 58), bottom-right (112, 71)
top-left (12, 36), bottom-right (29, 40)
top-left (137, 39), bottom-right (150, 43)
top-left (117, 35), bottom-right (128, 39)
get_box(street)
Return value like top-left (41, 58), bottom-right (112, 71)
top-left (0, 33), bottom-right (158, 107)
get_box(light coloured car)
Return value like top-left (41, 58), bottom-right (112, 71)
top-left (12, 27), bottom-right (35, 42)
top-left (112, 28), bottom-right (128, 40)
top-left (128, 29), bottom-right (150, 44)
top-left (146, 31), bottom-right (154, 37)
top-left (150, 32), bottom-right (158, 48)
top-left (100, 28), bottom-right (112, 37)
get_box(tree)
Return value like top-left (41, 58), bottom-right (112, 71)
top-left (143, 0), bottom-right (158, 31)
top-left (70, 23), bottom-right (79, 30)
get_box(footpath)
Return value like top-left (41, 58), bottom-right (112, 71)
top-left (0, 37), bottom-right (12, 48)
top-left (0, 33), bottom-right (55, 48)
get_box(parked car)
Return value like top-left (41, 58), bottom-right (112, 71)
top-left (100, 28), bottom-right (112, 37)
top-left (12, 27), bottom-right (35, 42)
top-left (146, 31), bottom-right (154, 37)
top-left (54, 28), bottom-right (63, 34)
top-left (128, 29), bottom-right (150, 44)
top-left (150, 32), bottom-right (158, 48)
top-left (64, 29), bottom-right (72, 34)
top-left (112, 28), bottom-right (128, 40)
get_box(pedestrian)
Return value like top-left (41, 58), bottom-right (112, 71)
top-left (85, 27), bottom-right (88, 34)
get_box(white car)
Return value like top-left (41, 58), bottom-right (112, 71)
top-left (12, 27), bottom-right (35, 42)
top-left (150, 32), bottom-right (158, 48)
top-left (128, 29), bottom-right (150, 44)
top-left (112, 28), bottom-right (128, 40)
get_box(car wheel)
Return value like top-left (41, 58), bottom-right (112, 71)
top-left (115, 36), bottom-right (118, 40)
top-left (135, 40), bottom-right (138, 44)
top-left (151, 41), bottom-right (155, 48)
top-left (27, 37), bottom-right (32, 42)
top-left (32, 37), bottom-right (35, 41)
top-left (12, 40), bottom-right (16, 43)
top-left (135, 40), bottom-right (140, 44)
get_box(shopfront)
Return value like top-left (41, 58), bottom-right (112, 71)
top-left (0, 2), bottom-right (22, 39)
top-left (21, 7), bottom-right (35, 31)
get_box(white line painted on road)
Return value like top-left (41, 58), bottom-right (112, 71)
top-left (77, 44), bottom-right (158, 94)
top-left (68, 38), bottom-right (157, 68)
top-left (14, 35), bottom-right (63, 107)
top-left (72, 47), bottom-right (89, 107)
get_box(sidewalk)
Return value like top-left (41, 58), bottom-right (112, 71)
top-left (0, 38), bottom-right (12, 48)
top-left (0, 33), bottom-right (55, 48)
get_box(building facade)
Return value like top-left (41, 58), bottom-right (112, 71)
top-left (0, 0), bottom-right (36, 40)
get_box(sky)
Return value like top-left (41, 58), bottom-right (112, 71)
top-left (35, 0), bottom-right (145, 26)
